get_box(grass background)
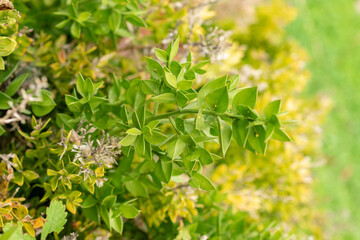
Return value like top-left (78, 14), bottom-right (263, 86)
top-left (287, 0), bottom-right (360, 238)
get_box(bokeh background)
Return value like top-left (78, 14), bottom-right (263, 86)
top-left (287, 0), bottom-right (360, 239)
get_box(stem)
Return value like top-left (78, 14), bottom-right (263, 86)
top-left (145, 109), bottom-right (251, 124)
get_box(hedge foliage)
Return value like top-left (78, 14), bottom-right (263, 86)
top-left (0, 0), bottom-right (330, 239)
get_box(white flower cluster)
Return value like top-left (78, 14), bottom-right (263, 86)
top-left (60, 125), bottom-right (122, 186)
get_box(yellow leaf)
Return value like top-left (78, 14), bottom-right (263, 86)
top-left (23, 222), bottom-right (35, 237)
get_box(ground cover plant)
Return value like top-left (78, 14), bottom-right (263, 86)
top-left (0, 0), bottom-right (328, 239)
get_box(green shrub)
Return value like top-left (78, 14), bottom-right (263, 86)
top-left (0, 0), bottom-right (329, 239)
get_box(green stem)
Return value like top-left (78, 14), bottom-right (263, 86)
top-left (145, 109), bottom-right (251, 124)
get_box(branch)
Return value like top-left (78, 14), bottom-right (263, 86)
top-left (145, 109), bottom-right (253, 124)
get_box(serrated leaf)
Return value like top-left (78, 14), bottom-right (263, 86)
top-left (41, 201), bottom-right (67, 240)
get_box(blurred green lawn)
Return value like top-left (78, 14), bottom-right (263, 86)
top-left (287, 0), bottom-right (360, 239)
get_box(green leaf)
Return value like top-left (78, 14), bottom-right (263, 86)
top-left (0, 125), bottom-right (5, 136)
top-left (247, 125), bottom-right (267, 154)
top-left (155, 48), bottom-right (168, 62)
top-left (205, 86), bottom-right (229, 113)
top-left (176, 91), bottom-right (188, 107)
top-left (169, 37), bottom-right (180, 62)
top-left (151, 93), bottom-right (176, 103)
top-left (108, 10), bottom-right (121, 31)
top-left (0, 37), bottom-right (17, 56)
top-left (264, 100), bottom-right (281, 119)
top-left (41, 201), bottom-right (67, 240)
top-left (119, 134), bottom-right (137, 146)
top-left (78, 11), bottom-right (91, 23)
top-left (195, 109), bottom-right (206, 130)
top-left (0, 92), bottom-right (12, 110)
top-left (102, 195), bottom-right (117, 208)
top-left (144, 130), bottom-right (168, 145)
top-left (22, 170), bottom-right (39, 181)
top-left (55, 19), bottom-right (70, 29)
top-left (272, 128), bottom-right (292, 142)
top-left (124, 179), bottom-right (148, 198)
top-left (119, 204), bottom-right (140, 219)
top-left (100, 205), bottom-right (110, 229)
top-left (0, 56), bottom-right (4, 70)
top-left (0, 61), bottom-right (19, 83)
top-left (30, 90), bottom-right (56, 117)
top-left (167, 138), bottom-right (186, 159)
top-left (71, 21), bottom-right (81, 38)
top-left (110, 214), bottom-right (123, 234)
top-left (82, 195), bottom-right (97, 208)
top-left (232, 119), bottom-right (249, 147)
top-left (84, 103), bottom-right (93, 121)
top-left (196, 147), bottom-right (213, 165)
top-left (126, 128), bottom-right (142, 136)
top-left (265, 123), bottom-right (275, 142)
top-left (198, 75), bottom-right (227, 107)
top-left (218, 118), bottom-right (232, 156)
top-left (65, 95), bottom-right (82, 112)
top-left (76, 74), bottom-right (93, 97)
top-left (177, 80), bottom-right (193, 90)
top-left (141, 79), bottom-right (160, 95)
top-left (125, 14), bottom-right (146, 27)
top-left (160, 156), bottom-right (173, 183)
top-left (135, 134), bottom-right (145, 157)
top-left (0, 225), bottom-right (22, 240)
top-left (164, 71), bottom-right (177, 89)
top-left (5, 73), bottom-right (28, 97)
top-left (145, 57), bottom-right (164, 79)
top-left (82, 206), bottom-right (100, 223)
top-left (190, 172), bottom-right (215, 191)
top-left (233, 86), bottom-right (258, 109)
top-left (190, 60), bottom-right (211, 72)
